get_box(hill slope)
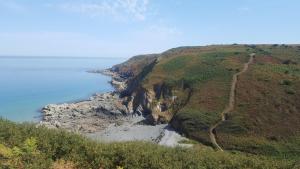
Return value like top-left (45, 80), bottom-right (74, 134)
top-left (115, 44), bottom-right (300, 157)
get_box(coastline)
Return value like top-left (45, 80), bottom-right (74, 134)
top-left (38, 68), bottom-right (192, 147)
top-left (38, 69), bottom-right (129, 133)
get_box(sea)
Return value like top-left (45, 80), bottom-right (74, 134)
top-left (0, 56), bottom-right (125, 122)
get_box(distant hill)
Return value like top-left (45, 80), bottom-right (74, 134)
top-left (114, 44), bottom-right (300, 157)
top-left (110, 54), bottom-right (158, 79)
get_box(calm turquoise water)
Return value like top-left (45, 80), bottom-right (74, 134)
top-left (0, 57), bottom-right (125, 122)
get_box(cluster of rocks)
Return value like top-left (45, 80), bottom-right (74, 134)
top-left (39, 92), bottom-right (135, 133)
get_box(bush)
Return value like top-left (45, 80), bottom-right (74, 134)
top-left (280, 79), bottom-right (292, 86)
top-left (285, 88), bottom-right (296, 95)
top-left (282, 60), bottom-right (297, 65)
top-left (0, 119), bottom-right (295, 169)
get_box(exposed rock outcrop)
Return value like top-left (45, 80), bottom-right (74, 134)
top-left (39, 92), bottom-right (131, 133)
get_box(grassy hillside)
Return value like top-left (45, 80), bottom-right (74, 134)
top-left (0, 119), bottom-right (296, 169)
top-left (122, 45), bottom-right (300, 157)
top-left (216, 45), bottom-right (300, 157)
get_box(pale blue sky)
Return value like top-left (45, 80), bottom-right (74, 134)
top-left (0, 0), bottom-right (299, 58)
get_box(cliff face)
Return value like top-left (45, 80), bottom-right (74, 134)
top-left (130, 82), bottom-right (179, 124)
top-left (112, 50), bottom-right (194, 125)
top-left (110, 54), bottom-right (161, 120)
top-left (121, 61), bottom-right (175, 124)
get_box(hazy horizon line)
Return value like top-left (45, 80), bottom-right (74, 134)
top-left (0, 55), bottom-right (129, 59)
top-left (1, 43), bottom-right (299, 59)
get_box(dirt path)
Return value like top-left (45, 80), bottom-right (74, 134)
top-left (209, 53), bottom-right (255, 151)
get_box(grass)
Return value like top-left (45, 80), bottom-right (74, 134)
top-left (0, 119), bottom-right (296, 169)
top-left (255, 64), bottom-right (300, 77)
top-left (215, 51), bottom-right (300, 157)
top-left (217, 133), bottom-right (300, 160)
top-left (162, 55), bottom-right (190, 72)
top-left (178, 138), bottom-right (199, 145)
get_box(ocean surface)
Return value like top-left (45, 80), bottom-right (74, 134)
top-left (0, 57), bottom-right (125, 122)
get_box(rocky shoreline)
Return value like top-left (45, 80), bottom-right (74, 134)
top-left (38, 92), bottom-right (129, 133)
top-left (38, 69), bottom-right (131, 133)
top-left (88, 69), bottom-right (127, 92)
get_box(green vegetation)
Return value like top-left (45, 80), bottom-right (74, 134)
top-left (162, 55), bottom-right (190, 72)
top-left (141, 46), bottom-right (252, 145)
top-left (124, 45), bottom-right (300, 160)
top-left (0, 119), bottom-right (296, 169)
top-left (214, 49), bottom-right (300, 157)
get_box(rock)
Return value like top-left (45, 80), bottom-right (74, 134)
top-left (39, 92), bottom-right (131, 134)
top-left (135, 105), bottom-right (144, 116)
top-left (38, 67), bottom-right (137, 134)
top-left (54, 121), bottom-right (61, 128)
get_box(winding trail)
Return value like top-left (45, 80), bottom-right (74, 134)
top-left (209, 53), bottom-right (255, 151)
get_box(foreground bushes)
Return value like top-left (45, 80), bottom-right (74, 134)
top-left (0, 119), bottom-right (296, 169)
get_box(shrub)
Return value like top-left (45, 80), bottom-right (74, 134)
top-left (0, 119), bottom-right (295, 169)
top-left (285, 88), bottom-right (296, 95)
top-left (282, 60), bottom-right (297, 65)
top-left (280, 79), bottom-right (292, 86)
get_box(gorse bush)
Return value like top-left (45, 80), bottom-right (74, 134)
top-left (0, 137), bottom-right (52, 168)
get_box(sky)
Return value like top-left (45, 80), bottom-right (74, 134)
top-left (0, 0), bottom-right (299, 58)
